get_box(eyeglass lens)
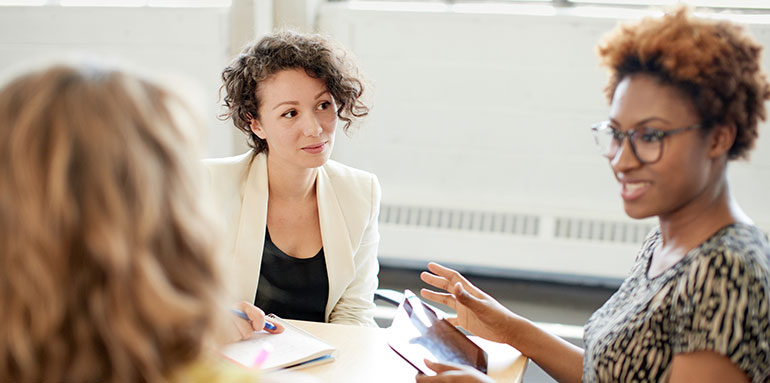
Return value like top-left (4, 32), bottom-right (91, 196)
top-left (594, 125), bottom-right (661, 163)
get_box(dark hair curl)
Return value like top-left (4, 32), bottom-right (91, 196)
top-left (597, 7), bottom-right (770, 159)
top-left (220, 30), bottom-right (369, 154)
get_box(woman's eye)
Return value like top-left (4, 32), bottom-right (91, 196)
top-left (282, 110), bottom-right (297, 119)
top-left (639, 129), bottom-right (663, 143)
top-left (317, 101), bottom-right (331, 111)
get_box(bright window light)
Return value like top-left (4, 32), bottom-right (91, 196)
top-left (568, 0), bottom-right (676, 4)
top-left (452, 3), bottom-right (557, 16)
top-left (149, 0), bottom-right (230, 6)
top-left (568, 0), bottom-right (770, 8)
top-left (687, 0), bottom-right (770, 8)
top-left (13, 0), bottom-right (233, 6)
top-left (0, 0), bottom-right (47, 4)
top-left (347, 1), bottom-right (449, 12)
top-left (61, 0), bottom-right (145, 6)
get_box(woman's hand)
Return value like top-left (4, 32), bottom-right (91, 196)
top-left (229, 301), bottom-right (284, 342)
top-left (420, 262), bottom-right (518, 345)
top-left (415, 360), bottom-right (495, 383)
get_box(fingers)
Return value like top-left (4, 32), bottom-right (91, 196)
top-left (426, 262), bottom-right (459, 281)
top-left (453, 282), bottom-right (483, 308)
top-left (416, 359), bottom-right (491, 383)
top-left (426, 263), bottom-right (477, 293)
top-left (420, 288), bottom-right (456, 309)
top-left (236, 301), bottom-right (266, 331)
top-left (266, 319), bottom-right (285, 334)
top-left (233, 302), bottom-right (285, 335)
top-left (416, 360), bottom-right (460, 383)
top-left (424, 359), bottom-right (462, 374)
top-left (421, 263), bottom-right (482, 310)
top-left (230, 313), bottom-right (256, 341)
top-left (427, 262), bottom-right (467, 283)
top-left (420, 271), bottom-right (450, 291)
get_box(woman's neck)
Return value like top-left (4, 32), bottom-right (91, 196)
top-left (658, 176), bottom-right (749, 251)
top-left (265, 154), bottom-right (318, 202)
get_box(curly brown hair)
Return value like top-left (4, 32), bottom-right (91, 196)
top-left (220, 30), bottom-right (370, 154)
top-left (596, 7), bottom-right (770, 159)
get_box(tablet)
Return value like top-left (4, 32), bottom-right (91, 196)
top-left (387, 290), bottom-right (488, 376)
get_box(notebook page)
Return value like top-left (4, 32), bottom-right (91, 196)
top-left (221, 316), bottom-right (336, 371)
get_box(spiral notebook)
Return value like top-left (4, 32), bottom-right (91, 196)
top-left (221, 314), bottom-right (336, 371)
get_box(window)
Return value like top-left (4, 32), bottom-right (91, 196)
top-left (567, 0), bottom-right (770, 9)
top-left (0, 0), bottom-right (231, 6)
top-left (329, 0), bottom-right (770, 11)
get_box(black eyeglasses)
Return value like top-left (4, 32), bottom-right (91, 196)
top-left (591, 121), bottom-right (702, 164)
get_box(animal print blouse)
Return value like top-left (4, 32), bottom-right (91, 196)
top-left (583, 223), bottom-right (770, 382)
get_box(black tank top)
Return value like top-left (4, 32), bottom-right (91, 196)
top-left (254, 228), bottom-right (329, 322)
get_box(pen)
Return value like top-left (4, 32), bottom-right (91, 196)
top-left (231, 308), bottom-right (277, 331)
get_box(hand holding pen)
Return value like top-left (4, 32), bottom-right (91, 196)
top-left (231, 301), bottom-right (284, 341)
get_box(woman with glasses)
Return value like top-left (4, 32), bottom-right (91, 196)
top-left (417, 8), bottom-right (770, 383)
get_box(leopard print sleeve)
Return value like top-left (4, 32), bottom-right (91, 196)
top-left (669, 225), bottom-right (770, 382)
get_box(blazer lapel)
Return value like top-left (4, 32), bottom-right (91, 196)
top-left (316, 165), bottom-right (355, 322)
top-left (233, 153), bottom-right (269, 303)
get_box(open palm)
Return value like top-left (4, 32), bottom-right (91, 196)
top-left (420, 262), bottom-right (518, 345)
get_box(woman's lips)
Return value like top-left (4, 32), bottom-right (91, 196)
top-left (302, 142), bottom-right (326, 154)
top-left (621, 181), bottom-right (651, 201)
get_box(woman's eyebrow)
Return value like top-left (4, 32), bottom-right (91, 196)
top-left (634, 117), bottom-right (670, 127)
top-left (270, 90), bottom-right (329, 110)
top-left (608, 116), bottom-right (671, 128)
top-left (272, 100), bottom-right (298, 110)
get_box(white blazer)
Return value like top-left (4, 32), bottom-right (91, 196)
top-left (204, 151), bottom-right (380, 327)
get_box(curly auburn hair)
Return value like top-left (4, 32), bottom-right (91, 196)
top-left (220, 30), bottom-right (370, 154)
top-left (597, 7), bottom-right (770, 159)
top-left (0, 62), bottom-right (229, 382)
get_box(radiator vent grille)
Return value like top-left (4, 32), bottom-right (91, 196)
top-left (379, 204), bottom-right (539, 236)
top-left (380, 204), bottom-right (656, 243)
top-left (553, 218), bottom-right (654, 243)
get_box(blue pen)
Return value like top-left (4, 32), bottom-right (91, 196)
top-left (231, 308), bottom-right (277, 331)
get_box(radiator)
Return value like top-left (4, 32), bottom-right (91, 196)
top-left (377, 203), bottom-right (655, 286)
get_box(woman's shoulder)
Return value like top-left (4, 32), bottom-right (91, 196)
top-left (203, 151), bottom-right (255, 171)
top-left (700, 223), bottom-right (770, 268)
top-left (322, 159), bottom-right (380, 197)
top-left (202, 151), bottom-right (257, 190)
top-left (321, 160), bottom-right (381, 215)
top-left (681, 223), bottom-right (770, 288)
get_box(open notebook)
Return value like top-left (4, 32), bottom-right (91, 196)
top-left (221, 314), bottom-right (336, 371)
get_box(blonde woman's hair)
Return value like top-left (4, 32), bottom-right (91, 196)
top-left (0, 62), bottom-right (228, 382)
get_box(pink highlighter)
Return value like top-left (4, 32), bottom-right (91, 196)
top-left (251, 343), bottom-right (274, 368)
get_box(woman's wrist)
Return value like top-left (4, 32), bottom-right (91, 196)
top-left (501, 314), bottom-right (538, 353)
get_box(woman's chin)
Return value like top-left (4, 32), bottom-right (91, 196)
top-left (623, 204), bottom-right (656, 220)
top-left (301, 154), bottom-right (331, 169)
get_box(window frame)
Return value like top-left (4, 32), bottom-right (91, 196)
top-left (327, 0), bottom-right (770, 12)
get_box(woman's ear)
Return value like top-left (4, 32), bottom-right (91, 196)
top-left (708, 123), bottom-right (736, 158)
top-left (250, 118), bottom-right (267, 140)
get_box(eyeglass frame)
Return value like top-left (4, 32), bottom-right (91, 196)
top-left (590, 121), bottom-right (703, 165)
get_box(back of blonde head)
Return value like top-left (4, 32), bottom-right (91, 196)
top-left (0, 63), bottom-right (227, 382)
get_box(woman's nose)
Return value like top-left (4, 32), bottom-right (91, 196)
top-left (610, 137), bottom-right (642, 171)
top-left (301, 113), bottom-right (323, 136)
